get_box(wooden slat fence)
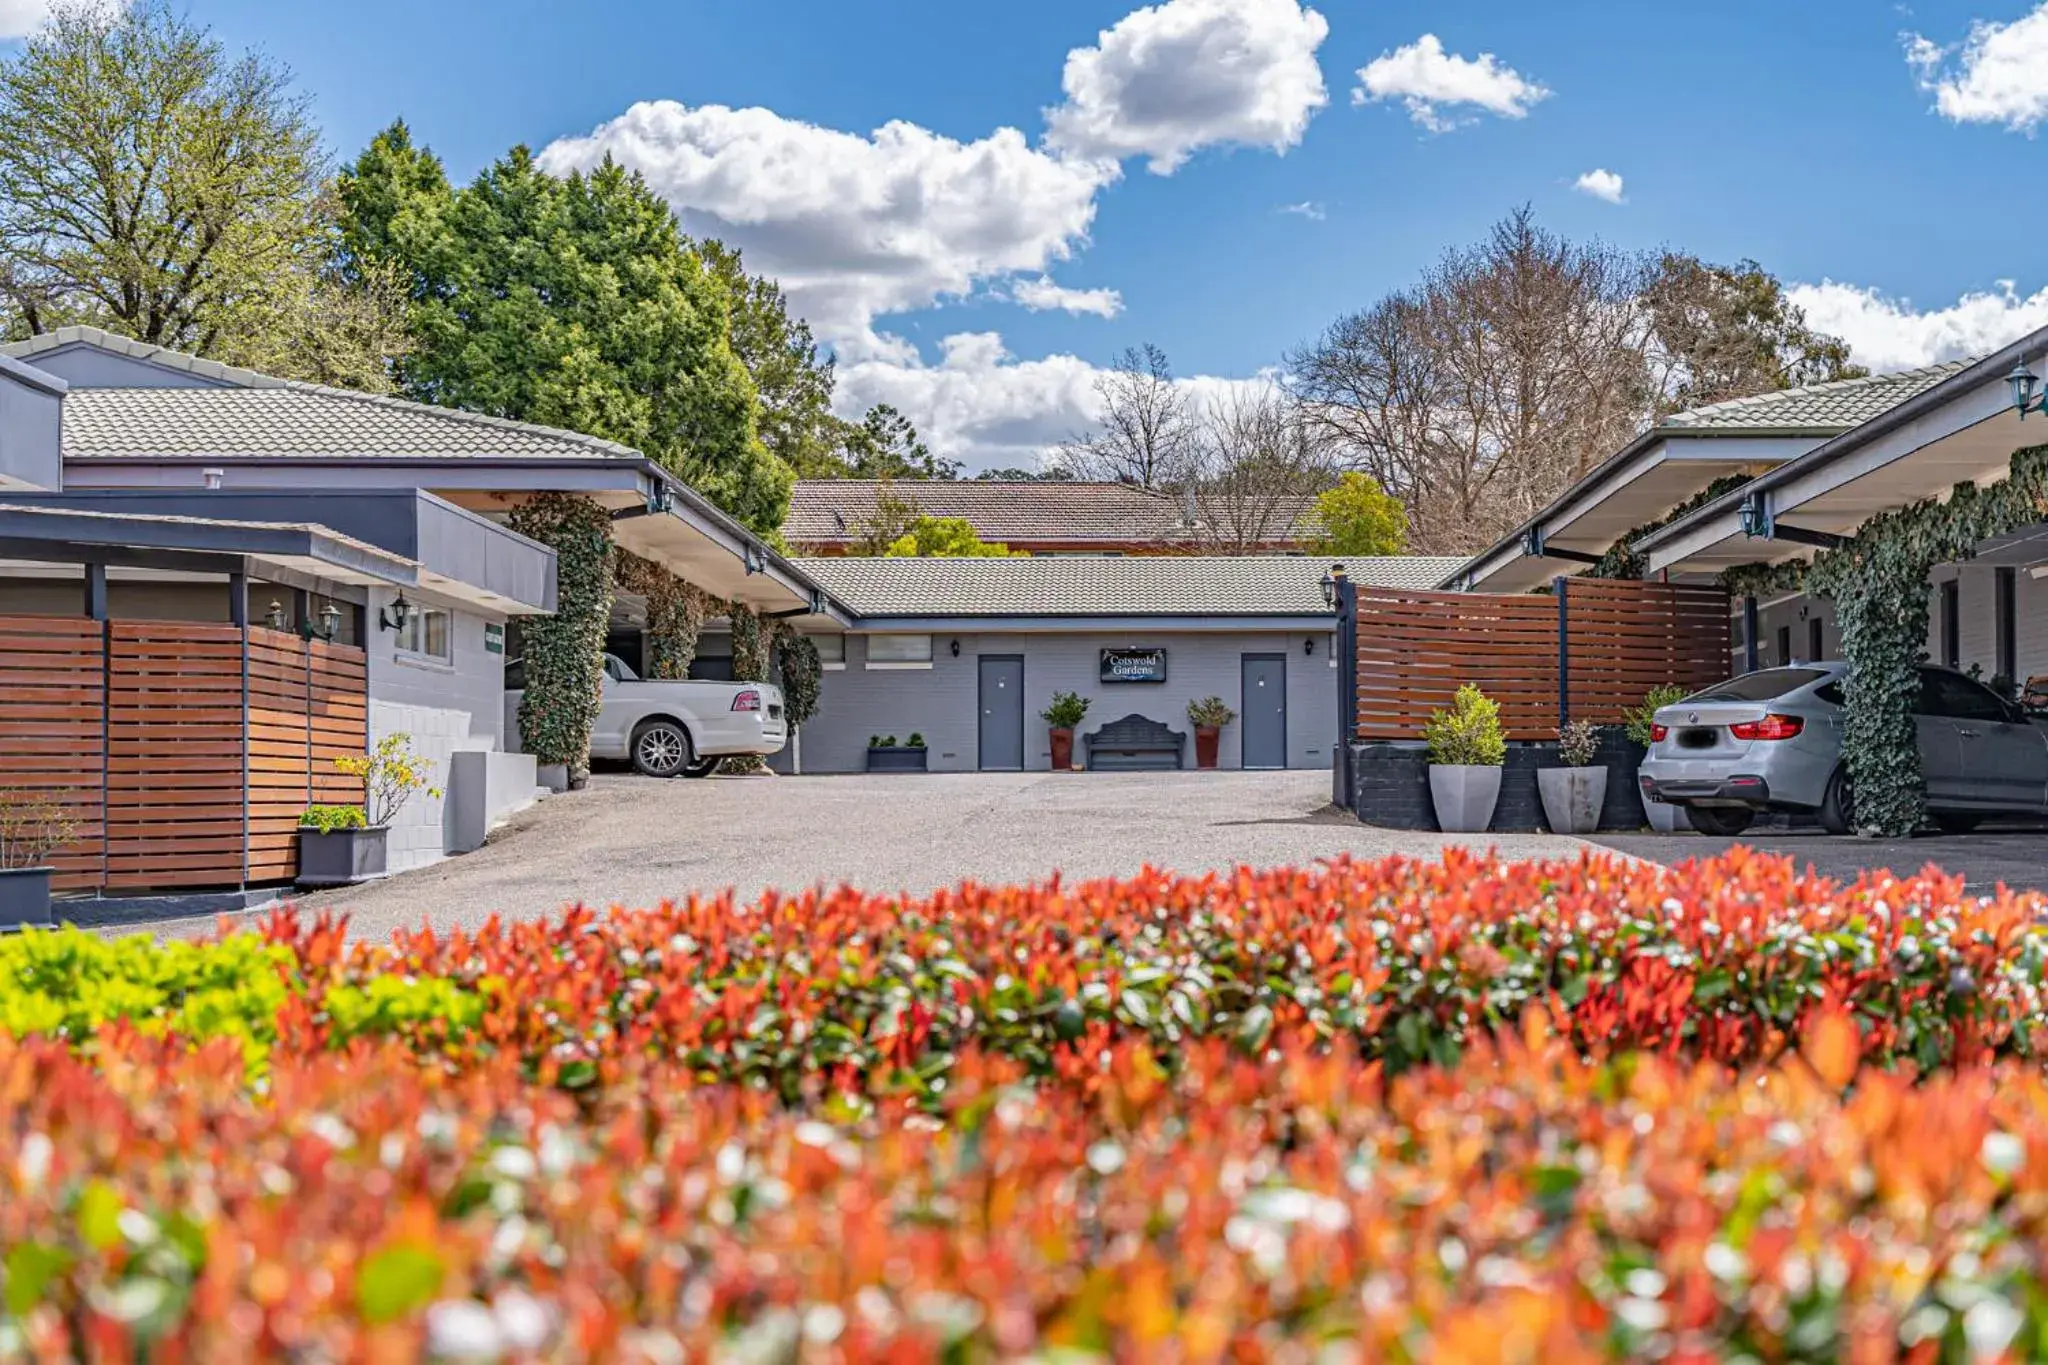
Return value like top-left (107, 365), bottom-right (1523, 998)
top-left (1355, 579), bottom-right (1732, 742)
top-left (0, 616), bottom-right (366, 895)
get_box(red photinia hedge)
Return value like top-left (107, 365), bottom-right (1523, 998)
top-left (242, 847), bottom-right (2048, 1087)
top-left (4, 1014), bottom-right (2048, 1358)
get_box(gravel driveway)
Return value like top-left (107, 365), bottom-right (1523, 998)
top-left (160, 770), bottom-right (1597, 940)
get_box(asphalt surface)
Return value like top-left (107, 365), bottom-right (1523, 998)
top-left (133, 770), bottom-right (1600, 940)
top-left (1593, 820), bottom-right (2048, 896)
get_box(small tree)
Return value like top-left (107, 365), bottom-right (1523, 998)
top-left (1307, 472), bottom-right (1408, 557)
top-left (0, 790), bottom-right (76, 869)
top-left (884, 517), bottom-right (1018, 558)
top-left (332, 734), bottom-right (443, 828)
top-left (1423, 686), bottom-right (1506, 767)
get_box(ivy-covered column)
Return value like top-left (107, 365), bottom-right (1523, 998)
top-left (616, 551), bottom-right (708, 680)
top-left (720, 603), bottom-right (774, 774)
top-left (772, 620), bottom-right (823, 772)
top-left (507, 493), bottom-right (615, 786)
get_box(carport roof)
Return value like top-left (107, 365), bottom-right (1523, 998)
top-left (795, 555), bottom-right (1463, 618)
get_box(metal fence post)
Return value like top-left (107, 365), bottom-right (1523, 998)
top-left (1554, 576), bottom-right (1570, 729)
top-left (1743, 595), bottom-right (1760, 674)
top-left (1335, 571), bottom-right (1358, 809)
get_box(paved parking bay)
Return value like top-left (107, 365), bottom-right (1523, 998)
top-left (1592, 820), bottom-right (2048, 896)
top-left (131, 771), bottom-right (1595, 940)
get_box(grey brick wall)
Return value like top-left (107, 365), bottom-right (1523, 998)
top-left (784, 628), bottom-right (1340, 774)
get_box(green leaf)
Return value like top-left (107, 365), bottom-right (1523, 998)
top-left (356, 1243), bottom-right (445, 1324)
top-left (75, 1180), bottom-right (122, 1252)
top-left (4, 1241), bottom-right (72, 1317)
top-left (1237, 1003), bottom-right (1275, 1050)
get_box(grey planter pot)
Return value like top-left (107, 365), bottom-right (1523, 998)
top-left (537, 763), bottom-right (571, 794)
top-left (866, 746), bottom-right (929, 773)
top-left (1644, 796), bottom-right (1692, 833)
top-left (0, 867), bottom-right (53, 930)
top-left (1428, 764), bottom-right (1501, 833)
top-left (296, 826), bottom-right (390, 888)
top-left (1538, 766), bottom-right (1608, 835)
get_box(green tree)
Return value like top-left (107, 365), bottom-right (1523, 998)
top-left (884, 516), bottom-right (1018, 558)
top-left (1307, 472), bottom-right (1408, 556)
top-left (338, 128), bottom-right (792, 535)
top-left (0, 0), bottom-right (402, 387)
top-left (696, 238), bottom-right (847, 481)
top-left (1645, 254), bottom-right (1865, 415)
top-left (841, 404), bottom-right (960, 480)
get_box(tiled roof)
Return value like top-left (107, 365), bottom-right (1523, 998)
top-left (784, 480), bottom-right (1316, 547)
top-left (1660, 360), bottom-right (1974, 432)
top-left (794, 555), bottom-right (1464, 617)
top-left (56, 386), bottom-right (645, 462)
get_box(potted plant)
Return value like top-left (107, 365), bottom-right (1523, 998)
top-left (1625, 684), bottom-right (1692, 833)
top-left (298, 734), bottom-right (441, 887)
top-left (0, 789), bottom-right (76, 929)
top-left (1042, 691), bottom-right (1090, 771)
top-left (866, 732), bottom-right (929, 773)
top-left (1538, 719), bottom-right (1607, 835)
top-left (1187, 697), bottom-right (1235, 770)
top-left (1423, 684), bottom-right (1505, 833)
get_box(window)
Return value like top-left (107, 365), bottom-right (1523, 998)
top-left (812, 634), bottom-right (846, 664)
top-left (1814, 682), bottom-right (1846, 707)
top-left (1920, 668), bottom-right (2009, 722)
top-left (1776, 625), bottom-right (1792, 666)
top-left (395, 606), bottom-right (450, 663)
top-left (1691, 668), bottom-right (1829, 703)
top-left (1997, 567), bottom-right (2018, 684)
top-left (1809, 617), bottom-right (1825, 663)
top-left (1940, 578), bottom-right (1961, 669)
top-left (866, 634), bottom-right (933, 665)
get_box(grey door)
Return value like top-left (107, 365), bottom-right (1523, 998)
top-left (1241, 653), bottom-right (1287, 769)
top-left (1928, 668), bottom-right (2048, 808)
top-left (1913, 668), bottom-right (1972, 805)
top-left (978, 656), bottom-right (1024, 771)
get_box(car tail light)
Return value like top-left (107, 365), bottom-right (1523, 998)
top-left (1649, 723), bottom-right (1669, 742)
top-left (1729, 713), bottom-right (1803, 741)
top-left (731, 690), bottom-right (762, 712)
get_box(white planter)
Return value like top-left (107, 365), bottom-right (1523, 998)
top-left (1644, 796), bottom-right (1691, 833)
top-left (1538, 766), bottom-right (1608, 835)
top-left (1429, 764), bottom-right (1501, 833)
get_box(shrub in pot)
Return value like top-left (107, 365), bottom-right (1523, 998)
top-left (1538, 719), bottom-right (1608, 835)
top-left (867, 732), bottom-right (928, 773)
top-left (1625, 684), bottom-right (1692, 833)
top-left (0, 789), bottom-right (76, 929)
top-left (1041, 691), bottom-right (1090, 771)
top-left (298, 735), bottom-right (441, 887)
top-left (1186, 697), bottom-right (1235, 770)
top-left (1423, 685), bottom-right (1505, 833)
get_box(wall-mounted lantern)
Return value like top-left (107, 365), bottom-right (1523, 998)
top-left (378, 592), bottom-right (416, 633)
top-left (2008, 362), bottom-right (2046, 420)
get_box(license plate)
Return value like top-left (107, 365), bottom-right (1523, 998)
top-left (1678, 728), bottom-right (1719, 749)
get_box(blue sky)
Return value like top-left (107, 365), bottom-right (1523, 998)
top-left (142, 1), bottom-right (2048, 466)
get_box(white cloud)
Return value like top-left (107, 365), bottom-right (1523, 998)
top-left (0, 0), bottom-right (67, 38)
top-left (1008, 276), bottom-right (1125, 318)
top-left (1573, 168), bottom-right (1625, 203)
top-left (538, 102), bottom-right (1117, 350)
top-left (1906, 5), bottom-right (2048, 132)
top-left (1787, 278), bottom-right (2048, 371)
top-left (1044, 0), bottom-right (1331, 174)
top-left (835, 332), bottom-right (1267, 473)
top-left (1351, 33), bottom-right (1550, 132)
top-left (1278, 200), bottom-right (1326, 220)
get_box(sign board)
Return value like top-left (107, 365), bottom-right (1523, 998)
top-left (1100, 647), bottom-right (1167, 684)
top-left (484, 623), bottom-right (505, 655)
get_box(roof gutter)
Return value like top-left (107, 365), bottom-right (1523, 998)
top-left (1635, 327), bottom-right (2048, 556)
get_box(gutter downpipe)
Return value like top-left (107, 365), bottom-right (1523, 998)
top-left (1334, 568), bottom-right (1358, 810)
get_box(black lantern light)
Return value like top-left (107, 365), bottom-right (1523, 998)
top-left (1319, 563), bottom-right (1346, 609)
top-left (378, 592), bottom-right (416, 633)
top-left (2009, 362), bottom-right (2046, 420)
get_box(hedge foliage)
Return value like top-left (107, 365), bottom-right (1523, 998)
top-left (507, 493), bottom-right (614, 772)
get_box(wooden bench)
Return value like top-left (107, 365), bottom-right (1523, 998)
top-left (1083, 714), bottom-right (1186, 771)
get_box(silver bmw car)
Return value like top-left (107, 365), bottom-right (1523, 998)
top-left (1636, 662), bottom-right (2048, 836)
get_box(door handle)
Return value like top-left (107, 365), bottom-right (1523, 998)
top-left (1959, 728), bottom-right (1981, 739)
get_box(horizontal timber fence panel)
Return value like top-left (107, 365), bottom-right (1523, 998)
top-left (0, 616), bottom-right (366, 895)
top-left (1355, 579), bottom-right (1732, 742)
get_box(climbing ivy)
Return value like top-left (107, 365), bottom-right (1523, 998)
top-left (508, 494), bottom-right (615, 778)
top-left (720, 603), bottom-right (774, 775)
top-left (615, 551), bottom-right (708, 680)
top-left (1590, 473), bottom-right (1756, 579)
top-left (773, 623), bottom-right (823, 729)
top-left (1803, 444), bottom-right (2048, 835)
top-left (1718, 558), bottom-right (1811, 600)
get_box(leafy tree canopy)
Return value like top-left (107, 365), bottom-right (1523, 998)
top-left (696, 238), bottom-right (845, 483)
top-left (834, 404), bottom-right (959, 480)
top-left (1308, 472), bottom-right (1408, 557)
top-left (1645, 254), bottom-right (1865, 416)
top-left (337, 125), bottom-right (791, 534)
top-left (884, 516), bottom-right (1019, 558)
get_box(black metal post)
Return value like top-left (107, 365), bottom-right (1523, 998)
top-left (1743, 595), bottom-right (1760, 674)
top-left (1554, 576), bottom-right (1570, 728)
top-left (230, 572), bottom-right (249, 884)
top-left (1334, 572), bottom-right (1358, 809)
top-left (83, 562), bottom-right (107, 621)
top-left (227, 571), bottom-right (248, 628)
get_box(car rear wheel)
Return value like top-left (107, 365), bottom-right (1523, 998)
top-left (1932, 812), bottom-right (1983, 834)
top-left (1686, 806), bottom-right (1756, 837)
top-left (630, 720), bottom-right (694, 778)
top-left (1819, 766), bottom-right (1856, 836)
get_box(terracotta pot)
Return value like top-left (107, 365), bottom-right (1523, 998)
top-left (1049, 727), bottom-right (1074, 770)
top-left (1194, 725), bottom-right (1221, 769)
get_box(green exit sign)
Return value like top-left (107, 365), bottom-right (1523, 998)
top-left (484, 623), bottom-right (505, 655)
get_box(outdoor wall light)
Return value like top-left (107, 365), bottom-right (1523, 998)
top-left (1304, 637), bottom-right (1315, 657)
top-left (264, 600), bottom-right (287, 631)
top-left (950, 638), bottom-right (960, 657)
top-left (2009, 362), bottom-right (2047, 420)
top-left (303, 602), bottom-right (343, 643)
top-left (1319, 563), bottom-right (1346, 609)
top-left (378, 592), bottom-right (416, 633)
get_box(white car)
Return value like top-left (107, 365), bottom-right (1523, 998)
top-left (505, 653), bottom-right (787, 778)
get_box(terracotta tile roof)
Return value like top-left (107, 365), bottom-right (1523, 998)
top-left (794, 555), bottom-right (1465, 617)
